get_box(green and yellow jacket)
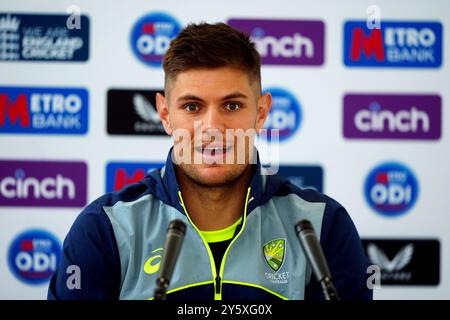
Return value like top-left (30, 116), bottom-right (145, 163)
top-left (48, 149), bottom-right (372, 300)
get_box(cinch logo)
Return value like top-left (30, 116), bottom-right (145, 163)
top-left (0, 86), bottom-right (88, 134)
top-left (0, 13), bottom-right (89, 61)
top-left (106, 162), bottom-right (163, 192)
top-left (8, 229), bottom-right (61, 285)
top-left (343, 94), bottom-right (441, 140)
top-left (107, 89), bottom-right (166, 135)
top-left (344, 21), bottom-right (442, 68)
top-left (364, 162), bottom-right (419, 217)
top-left (130, 12), bottom-right (181, 67)
top-left (262, 87), bottom-right (302, 142)
top-left (0, 160), bottom-right (87, 207)
top-left (228, 18), bottom-right (324, 65)
top-left (277, 165), bottom-right (323, 192)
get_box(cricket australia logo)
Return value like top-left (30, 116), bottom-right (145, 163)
top-left (263, 239), bottom-right (285, 272)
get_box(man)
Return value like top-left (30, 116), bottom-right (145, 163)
top-left (48, 23), bottom-right (372, 300)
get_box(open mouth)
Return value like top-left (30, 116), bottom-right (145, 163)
top-left (195, 145), bottom-right (233, 157)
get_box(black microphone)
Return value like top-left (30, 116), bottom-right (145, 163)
top-left (295, 219), bottom-right (340, 300)
top-left (154, 219), bottom-right (187, 300)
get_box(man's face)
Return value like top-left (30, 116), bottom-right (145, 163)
top-left (156, 66), bottom-right (271, 188)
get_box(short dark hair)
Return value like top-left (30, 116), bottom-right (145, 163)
top-left (163, 22), bottom-right (261, 94)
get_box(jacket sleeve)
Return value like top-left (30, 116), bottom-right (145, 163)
top-left (47, 201), bottom-right (121, 300)
top-left (305, 204), bottom-right (373, 300)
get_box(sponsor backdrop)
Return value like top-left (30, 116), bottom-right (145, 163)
top-left (0, 0), bottom-right (448, 299)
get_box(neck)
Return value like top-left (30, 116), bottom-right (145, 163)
top-left (176, 165), bottom-right (254, 231)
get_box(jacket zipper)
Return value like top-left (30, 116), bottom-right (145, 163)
top-left (178, 188), bottom-right (251, 300)
top-left (215, 276), bottom-right (221, 295)
top-left (178, 191), bottom-right (220, 299)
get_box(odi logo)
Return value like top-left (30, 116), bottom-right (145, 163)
top-left (8, 229), bottom-right (61, 285)
top-left (106, 162), bottom-right (163, 192)
top-left (0, 86), bottom-right (88, 134)
top-left (364, 162), bottom-right (419, 217)
top-left (262, 87), bottom-right (302, 142)
top-left (344, 21), bottom-right (442, 68)
top-left (130, 12), bottom-right (181, 67)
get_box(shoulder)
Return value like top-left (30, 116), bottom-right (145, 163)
top-left (265, 174), bottom-right (356, 241)
top-left (69, 176), bottom-right (160, 238)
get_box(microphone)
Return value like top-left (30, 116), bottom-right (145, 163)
top-left (154, 219), bottom-right (187, 300)
top-left (295, 219), bottom-right (340, 300)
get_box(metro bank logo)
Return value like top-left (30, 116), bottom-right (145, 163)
top-left (0, 86), bottom-right (88, 134)
top-left (344, 21), bottom-right (442, 67)
top-left (228, 18), bottom-right (324, 65)
top-left (106, 162), bottom-right (163, 192)
top-left (0, 160), bottom-right (87, 207)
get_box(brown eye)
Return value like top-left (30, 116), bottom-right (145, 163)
top-left (185, 103), bottom-right (199, 112)
top-left (225, 102), bottom-right (241, 111)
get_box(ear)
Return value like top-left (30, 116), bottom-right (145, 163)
top-left (255, 92), bottom-right (272, 132)
top-left (155, 92), bottom-right (173, 135)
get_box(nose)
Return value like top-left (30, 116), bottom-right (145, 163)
top-left (203, 106), bottom-right (225, 132)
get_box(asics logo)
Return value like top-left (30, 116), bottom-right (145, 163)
top-left (144, 247), bottom-right (163, 275)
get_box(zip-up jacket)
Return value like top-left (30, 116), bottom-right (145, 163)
top-left (48, 150), bottom-right (372, 300)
